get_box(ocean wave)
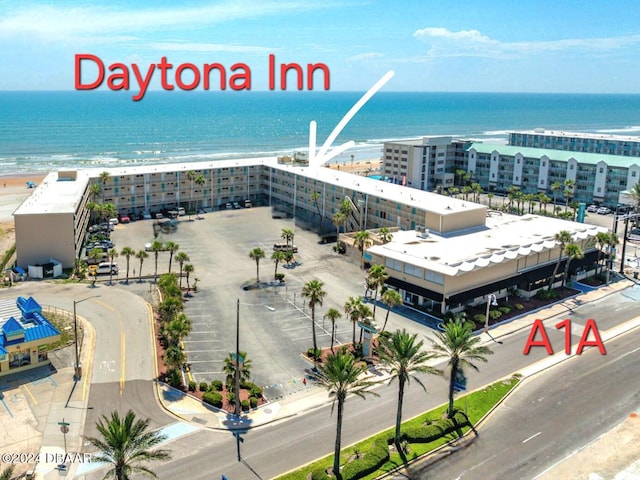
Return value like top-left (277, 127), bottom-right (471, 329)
top-left (594, 126), bottom-right (640, 135)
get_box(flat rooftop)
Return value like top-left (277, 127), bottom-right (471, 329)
top-left (13, 156), bottom-right (486, 218)
top-left (368, 213), bottom-right (607, 277)
top-left (510, 129), bottom-right (640, 143)
top-left (13, 170), bottom-right (93, 215)
top-left (468, 143), bottom-right (640, 168)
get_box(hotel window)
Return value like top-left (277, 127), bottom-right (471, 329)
top-left (385, 258), bottom-right (403, 271)
top-left (599, 168), bottom-right (604, 173)
top-left (632, 171), bottom-right (637, 177)
top-left (404, 264), bottom-right (422, 278)
top-left (424, 270), bottom-right (444, 285)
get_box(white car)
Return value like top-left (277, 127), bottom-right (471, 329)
top-left (596, 206), bottom-right (611, 215)
top-left (586, 205), bottom-right (598, 213)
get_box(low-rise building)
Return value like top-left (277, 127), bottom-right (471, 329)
top-left (0, 296), bottom-right (60, 376)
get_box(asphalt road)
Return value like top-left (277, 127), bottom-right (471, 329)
top-left (31, 283), bottom-right (175, 439)
top-left (414, 323), bottom-right (640, 480)
top-left (140, 287), bottom-right (640, 480)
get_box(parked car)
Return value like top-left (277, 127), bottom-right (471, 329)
top-left (597, 207), bottom-right (611, 215)
top-left (586, 205), bottom-right (598, 212)
top-left (118, 214), bottom-right (130, 224)
top-left (225, 202), bottom-right (233, 209)
top-left (233, 201), bottom-right (241, 209)
top-left (95, 262), bottom-right (118, 275)
top-left (273, 243), bottom-right (298, 253)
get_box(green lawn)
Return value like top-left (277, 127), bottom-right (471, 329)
top-left (275, 375), bottom-right (521, 480)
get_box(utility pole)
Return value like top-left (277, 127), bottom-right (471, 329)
top-left (235, 298), bottom-right (240, 417)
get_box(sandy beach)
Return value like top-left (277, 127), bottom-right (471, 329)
top-left (0, 173), bottom-right (46, 259)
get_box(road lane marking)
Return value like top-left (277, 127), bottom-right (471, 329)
top-left (523, 431), bottom-right (542, 443)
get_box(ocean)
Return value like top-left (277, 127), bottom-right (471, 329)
top-left (1, 91), bottom-right (640, 174)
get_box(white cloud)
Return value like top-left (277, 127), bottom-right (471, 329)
top-left (347, 52), bottom-right (385, 62)
top-left (0, 2), bottom-right (328, 40)
top-left (148, 42), bottom-right (273, 54)
top-left (413, 27), bottom-right (640, 59)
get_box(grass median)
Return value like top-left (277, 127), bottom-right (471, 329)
top-left (275, 374), bottom-right (521, 480)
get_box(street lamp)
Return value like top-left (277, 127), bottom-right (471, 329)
top-left (73, 294), bottom-right (100, 380)
top-left (484, 293), bottom-right (498, 333)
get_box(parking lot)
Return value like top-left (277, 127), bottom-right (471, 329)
top-left (111, 207), bottom-right (436, 399)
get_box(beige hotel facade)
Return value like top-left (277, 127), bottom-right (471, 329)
top-left (13, 157), bottom-right (604, 313)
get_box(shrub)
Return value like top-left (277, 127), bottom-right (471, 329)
top-left (188, 381), bottom-right (196, 392)
top-left (536, 289), bottom-right (560, 300)
top-left (341, 439), bottom-right (390, 480)
top-left (202, 391), bottom-right (223, 408)
top-left (307, 347), bottom-right (321, 360)
top-left (241, 400), bottom-right (250, 411)
top-left (402, 412), bottom-right (469, 443)
top-left (275, 272), bottom-right (285, 282)
top-left (211, 379), bottom-right (223, 391)
top-left (489, 310), bottom-right (502, 320)
top-left (514, 303), bottom-right (524, 310)
top-left (310, 467), bottom-right (330, 480)
top-left (241, 381), bottom-right (263, 397)
top-left (498, 306), bottom-right (511, 314)
top-left (199, 382), bottom-right (209, 392)
top-left (227, 391), bottom-right (236, 404)
top-left (166, 368), bottom-right (183, 389)
top-left (473, 314), bottom-right (486, 323)
top-left (249, 396), bottom-right (258, 408)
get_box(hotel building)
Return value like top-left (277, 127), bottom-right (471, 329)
top-left (12, 157), bottom-right (604, 314)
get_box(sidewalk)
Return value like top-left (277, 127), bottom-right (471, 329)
top-left (155, 278), bottom-right (635, 433)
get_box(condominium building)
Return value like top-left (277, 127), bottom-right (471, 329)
top-left (382, 131), bottom-right (640, 207)
top-left (508, 129), bottom-right (640, 157)
top-left (382, 136), bottom-right (468, 191)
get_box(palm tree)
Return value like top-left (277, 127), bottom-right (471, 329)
top-left (165, 312), bottom-right (192, 346)
top-left (165, 241), bottom-right (179, 273)
top-left (99, 171), bottom-right (110, 202)
top-left (301, 279), bottom-right (327, 363)
top-left (249, 247), bottom-right (266, 283)
top-left (332, 212), bottom-right (346, 241)
top-left (271, 250), bottom-right (286, 279)
top-left (548, 230), bottom-right (573, 290)
top-left (563, 178), bottom-right (575, 213)
top-left (0, 465), bottom-right (15, 480)
top-left (379, 329), bottom-right (442, 449)
top-left (487, 192), bottom-right (494, 209)
top-left (175, 252), bottom-right (190, 289)
top-left (431, 317), bottom-right (492, 418)
top-left (310, 191), bottom-right (323, 223)
top-left (281, 228), bottom-right (294, 249)
top-left (85, 410), bottom-right (171, 480)
top-left (378, 227), bottom-right (393, 244)
top-left (89, 183), bottom-right (101, 202)
top-left (120, 246), bottom-right (135, 284)
top-left (550, 181), bottom-right (562, 206)
top-left (324, 308), bottom-right (342, 353)
top-left (605, 233), bottom-right (619, 283)
top-left (164, 344), bottom-right (185, 370)
top-left (316, 350), bottom-right (380, 479)
top-left (108, 248), bottom-right (119, 285)
top-left (183, 264), bottom-right (194, 294)
top-left (186, 170), bottom-right (196, 214)
top-left (344, 296), bottom-right (363, 346)
top-left (367, 264), bottom-right (388, 320)
top-left (381, 289), bottom-right (403, 333)
top-left (631, 182), bottom-right (640, 227)
top-left (594, 231), bottom-right (610, 274)
top-left (357, 303), bottom-right (373, 345)
top-left (223, 351), bottom-right (252, 389)
top-left (135, 250), bottom-right (148, 283)
top-left (354, 230), bottom-right (372, 269)
top-left (563, 243), bottom-right (584, 285)
top-left (158, 296), bottom-right (183, 324)
top-left (150, 240), bottom-right (164, 282)
top-left (194, 174), bottom-right (206, 212)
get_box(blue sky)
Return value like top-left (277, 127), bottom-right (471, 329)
top-left (1, 0), bottom-right (639, 93)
